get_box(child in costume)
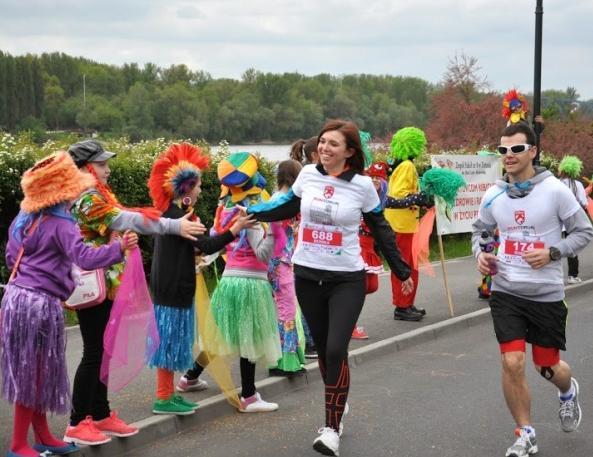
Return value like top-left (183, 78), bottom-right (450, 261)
top-left (558, 155), bottom-right (588, 284)
top-left (1, 151), bottom-right (137, 457)
top-left (352, 161), bottom-right (390, 340)
top-left (147, 143), bottom-right (254, 415)
top-left (65, 140), bottom-right (205, 445)
top-left (208, 152), bottom-right (282, 412)
top-left (384, 127), bottom-right (428, 321)
top-left (267, 159), bottom-right (306, 376)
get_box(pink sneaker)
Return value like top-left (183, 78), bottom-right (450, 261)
top-left (351, 326), bottom-right (369, 340)
top-left (176, 375), bottom-right (209, 393)
top-left (94, 411), bottom-right (138, 437)
top-left (64, 416), bottom-right (112, 446)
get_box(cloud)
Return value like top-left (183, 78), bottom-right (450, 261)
top-left (1, 0), bottom-right (592, 97)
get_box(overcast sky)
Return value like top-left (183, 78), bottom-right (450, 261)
top-left (1, 0), bottom-right (592, 98)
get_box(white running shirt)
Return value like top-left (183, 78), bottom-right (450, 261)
top-left (291, 164), bottom-right (380, 272)
top-left (479, 176), bottom-right (581, 285)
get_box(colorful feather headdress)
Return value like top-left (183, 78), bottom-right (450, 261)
top-left (148, 143), bottom-right (210, 212)
top-left (502, 89), bottom-right (528, 124)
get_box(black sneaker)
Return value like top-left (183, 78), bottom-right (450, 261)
top-left (410, 305), bottom-right (426, 316)
top-left (393, 307), bottom-right (423, 322)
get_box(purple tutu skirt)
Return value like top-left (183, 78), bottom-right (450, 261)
top-left (0, 284), bottom-right (70, 414)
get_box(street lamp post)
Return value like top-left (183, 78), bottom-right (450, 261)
top-left (533, 0), bottom-right (543, 165)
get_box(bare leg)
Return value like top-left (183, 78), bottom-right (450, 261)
top-left (534, 360), bottom-right (572, 392)
top-left (501, 351), bottom-right (531, 426)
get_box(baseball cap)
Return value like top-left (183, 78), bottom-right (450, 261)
top-left (68, 140), bottom-right (116, 167)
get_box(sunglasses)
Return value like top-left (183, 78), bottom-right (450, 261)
top-left (497, 144), bottom-right (533, 155)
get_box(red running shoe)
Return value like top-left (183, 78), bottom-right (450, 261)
top-left (63, 416), bottom-right (111, 446)
top-left (351, 326), bottom-right (369, 340)
top-left (94, 411), bottom-right (138, 438)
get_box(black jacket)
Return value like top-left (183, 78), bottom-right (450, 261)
top-left (150, 204), bottom-right (235, 308)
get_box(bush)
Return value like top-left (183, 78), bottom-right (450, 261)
top-left (0, 134), bottom-right (277, 290)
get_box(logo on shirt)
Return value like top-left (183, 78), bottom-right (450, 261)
top-left (323, 185), bottom-right (335, 199)
top-left (514, 210), bottom-right (525, 225)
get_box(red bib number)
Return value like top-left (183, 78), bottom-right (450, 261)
top-left (504, 240), bottom-right (545, 256)
top-left (302, 227), bottom-right (343, 247)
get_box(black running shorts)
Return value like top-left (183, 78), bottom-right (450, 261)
top-left (489, 291), bottom-right (567, 351)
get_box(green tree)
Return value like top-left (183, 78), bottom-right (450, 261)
top-left (44, 74), bottom-right (65, 129)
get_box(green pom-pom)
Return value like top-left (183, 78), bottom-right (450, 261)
top-left (558, 155), bottom-right (583, 178)
top-left (359, 130), bottom-right (372, 168)
top-left (389, 127), bottom-right (426, 161)
top-left (420, 168), bottom-right (466, 208)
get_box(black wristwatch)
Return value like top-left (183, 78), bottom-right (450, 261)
top-left (549, 246), bottom-right (561, 261)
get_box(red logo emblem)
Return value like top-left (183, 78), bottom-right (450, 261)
top-left (323, 186), bottom-right (335, 199)
top-left (514, 210), bottom-right (525, 225)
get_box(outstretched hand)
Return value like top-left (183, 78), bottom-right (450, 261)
top-left (180, 211), bottom-right (207, 241)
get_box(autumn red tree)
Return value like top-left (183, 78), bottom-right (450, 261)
top-left (541, 117), bottom-right (593, 178)
top-left (425, 86), bottom-right (502, 151)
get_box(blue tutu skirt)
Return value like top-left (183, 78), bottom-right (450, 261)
top-left (148, 304), bottom-right (194, 372)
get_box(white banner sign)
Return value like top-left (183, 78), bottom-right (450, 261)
top-left (431, 155), bottom-right (502, 235)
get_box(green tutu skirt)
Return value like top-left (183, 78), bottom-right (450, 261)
top-left (209, 276), bottom-right (281, 365)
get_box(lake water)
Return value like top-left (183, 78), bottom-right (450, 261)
top-left (210, 144), bottom-right (291, 162)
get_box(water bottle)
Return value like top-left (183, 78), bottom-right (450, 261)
top-left (479, 231), bottom-right (498, 275)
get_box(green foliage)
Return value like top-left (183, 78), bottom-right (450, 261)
top-left (0, 50), bottom-right (434, 141)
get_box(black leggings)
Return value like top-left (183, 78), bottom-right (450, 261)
top-left (567, 255), bottom-right (579, 278)
top-left (70, 299), bottom-right (112, 425)
top-left (295, 276), bottom-right (366, 431)
top-left (185, 356), bottom-right (255, 399)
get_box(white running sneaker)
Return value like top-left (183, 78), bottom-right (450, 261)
top-left (505, 427), bottom-right (538, 457)
top-left (559, 377), bottom-right (582, 432)
top-left (339, 403), bottom-right (349, 437)
top-left (238, 392), bottom-right (279, 413)
top-left (313, 427), bottom-right (340, 456)
top-left (567, 276), bottom-right (582, 284)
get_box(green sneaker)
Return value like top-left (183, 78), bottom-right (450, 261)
top-left (172, 394), bottom-right (199, 410)
top-left (152, 398), bottom-right (195, 415)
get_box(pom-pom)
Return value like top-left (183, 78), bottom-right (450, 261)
top-left (359, 130), bottom-right (373, 168)
top-left (558, 155), bottom-right (583, 179)
top-left (420, 168), bottom-right (466, 209)
top-left (389, 127), bottom-right (426, 161)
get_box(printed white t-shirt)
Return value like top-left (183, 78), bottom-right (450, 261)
top-left (479, 176), bottom-right (581, 285)
top-left (560, 178), bottom-right (587, 207)
top-left (291, 164), bottom-right (380, 272)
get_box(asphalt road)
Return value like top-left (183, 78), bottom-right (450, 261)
top-left (1, 243), bottom-right (592, 454)
top-left (125, 283), bottom-right (593, 457)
